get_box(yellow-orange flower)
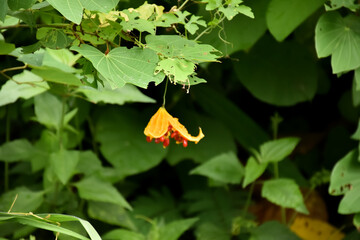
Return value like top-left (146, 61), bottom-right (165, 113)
top-left (144, 107), bottom-right (204, 148)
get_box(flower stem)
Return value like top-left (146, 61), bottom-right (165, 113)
top-left (162, 78), bottom-right (169, 107)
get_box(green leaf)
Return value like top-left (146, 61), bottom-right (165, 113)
top-left (76, 151), bottom-right (103, 176)
top-left (329, 149), bottom-right (360, 195)
top-left (159, 218), bottom-right (198, 240)
top-left (194, 86), bottom-right (269, 150)
top-left (88, 201), bottom-right (135, 230)
top-left (242, 156), bottom-right (268, 188)
top-left (190, 152), bottom-right (244, 184)
top-left (7, 0), bottom-right (36, 11)
top-left (34, 92), bottom-right (62, 130)
top-left (10, 48), bottom-right (45, 67)
top-left (71, 44), bottom-right (164, 89)
top-left (146, 35), bottom-right (221, 63)
top-left (195, 222), bottom-right (230, 240)
top-left (259, 137), bottom-right (300, 163)
top-left (267, 0), bottom-right (325, 41)
top-left (50, 149), bottom-right (80, 185)
top-left (233, 36), bottom-right (317, 106)
top-left (325, 0), bottom-right (360, 11)
top-left (167, 115), bottom-right (236, 165)
top-left (0, 41), bottom-right (15, 55)
top-left (354, 213), bottom-right (360, 229)
top-left (338, 184), bottom-right (360, 214)
top-left (46, 0), bottom-right (83, 24)
top-left (0, 213), bottom-right (90, 240)
top-left (0, 139), bottom-right (34, 162)
top-left (0, 70), bottom-right (49, 106)
top-left (95, 107), bottom-right (167, 178)
top-left (119, 9), bottom-right (156, 34)
top-left (250, 221), bottom-right (301, 240)
top-left (76, 83), bottom-right (155, 105)
top-left (219, 0), bottom-right (254, 20)
top-left (46, 0), bottom-right (119, 24)
top-left (0, 187), bottom-right (43, 212)
top-left (32, 67), bottom-right (83, 86)
top-left (184, 15), bottom-right (206, 35)
top-left (0, 0), bottom-right (8, 22)
top-left (74, 177), bottom-right (132, 210)
top-left (103, 229), bottom-right (145, 240)
top-left (37, 28), bottom-right (72, 49)
top-left (315, 12), bottom-right (360, 73)
top-left (155, 58), bottom-right (196, 85)
top-left (201, 0), bottom-right (268, 56)
top-left (261, 178), bottom-right (309, 214)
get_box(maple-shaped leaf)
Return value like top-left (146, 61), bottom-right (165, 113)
top-left (155, 58), bottom-right (196, 84)
top-left (219, 0), bottom-right (254, 20)
top-left (71, 44), bottom-right (164, 89)
top-left (201, 0), bottom-right (222, 10)
top-left (146, 35), bottom-right (221, 63)
top-left (119, 9), bottom-right (156, 34)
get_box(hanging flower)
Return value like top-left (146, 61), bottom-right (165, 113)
top-left (144, 107), bottom-right (204, 148)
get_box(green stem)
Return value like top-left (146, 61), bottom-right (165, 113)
top-left (58, 97), bottom-right (66, 150)
top-left (162, 78), bottom-right (169, 107)
top-left (4, 107), bottom-right (11, 191)
top-left (194, 15), bottom-right (226, 41)
top-left (87, 117), bottom-right (99, 156)
top-left (242, 182), bottom-right (255, 216)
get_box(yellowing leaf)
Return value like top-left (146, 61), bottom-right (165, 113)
top-left (155, 58), bottom-right (195, 84)
top-left (290, 216), bottom-right (345, 240)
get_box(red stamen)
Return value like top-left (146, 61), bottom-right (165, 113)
top-left (183, 139), bottom-right (188, 147)
top-left (146, 136), bottom-right (152, 142)
top-left (163, 138), bottom-right (170, 148)
top-left (160, 136), bottom-right (165, 142)
top-left (171, 131), bottom-right (177, 138)
top-left (155, 138), bottom-right (161, 144)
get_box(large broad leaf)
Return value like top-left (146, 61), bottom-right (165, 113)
top-left (50, 149), bottom-right (80, 185)
top-left (259, 137), bottom-right (300, 163)
top-left (95, 107), bottom-right (167, 178)
top-left (0, 0), bottom-right (7, 22)
top-left (0, 187), bottom-right (43, 212)
top-left (190, 152), bottom-right (244, 184)
top-left (76, 83), bottom-right (155, 105)
top-left (167, 115), bottom-right (236, 165)
top-left (315, 12), bottom-right (360, 73)
top-left (0, 70), bottom-right (49, 106)
top-left (328, 149), bottom-right (360, 195)
top-left (0, 41), bottom-right (15, 55)
top-left (146, 35), bottom-right (221, 63)
top-left (261, 178), bottom-right (309, 214)
top-left (7, 0), bottom-right (36, 11)
top-left (32, 67), bottom-right (83, 86)
top-left (250, 221), bottom-right (301, 240)
top-left (233, 36), bottom-right (318, 106)
top-left (201, 0), bottom-right (268, 55)
top-left (243, 156), bottom-right (268, 188)
top-left (71, 44), bottom-right (164, 89)
top-left (46, 0), bottom-right (119, 24)
top-left (0, 139), bottom-right (34, 162)
top-left (194, 86), bottom-right (269, 150)
top-left (266, 0), bottom-right (325, 41)
top-left (74, 177), bottom-right (132, 210)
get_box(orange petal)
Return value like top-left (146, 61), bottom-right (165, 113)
top-left (168, 117), bottom-right (204, 143)
top-left (144, 107), bottom-right (170, 138)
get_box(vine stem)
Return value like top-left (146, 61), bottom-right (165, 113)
top-left (58, 97), bottom-right (66, 150)
top-left (178, 0), bottom-right (190, 11)
top-left (162, 78), bottom-right (169, 107)
top-left (194, 15), bottom-right (226, 41)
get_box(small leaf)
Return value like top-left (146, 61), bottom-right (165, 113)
top-left (32, 67), bottom-right (83, 86)
top-left (338, 184), bottom-right (360, 214)
top-left (8, 0), bottom-right (36, 11)
top-left (159, 218), bottom-right (198, 240)
top-left (0, 70), bottom-right (49, 106)
top-left (190, 152), bottom-right (244, 184)
top-left (37, 28), bottom-right (72, 49)
top-left (243, 156), bottom-right (268, 188)
top-left (315, 12), bottom-right (360, 73)
top-left (0, 0), bottom-right (7, 22)
top-left (71, 44), bottom-right (164, 89)
top-left (259, 137), bottom-right (300, 163)
top-left (267, 0), bottom-right (325, 41)
top-left (354, 213), bottom-right (360, 229)
top-left (119, 9), bottom-right (155, 34)
top-left (74, 177), bottom-right (132, 210)
top-left (250, 221), bottom-right (301, 240)
top-left (155, 58), bottom-right (195, 84)
top-left (0, 139), bottom-right (34, 162)
top-left (50, 149), bottom-right (80, 185)
top-left (261, 178), bottom-right (309, 214)
top-left (76, 151), bottom-right (103, 176)
top-left (103, 229), bottom-right (145, 240)
top-left (0, 41), bottom-right (15, 55)
top-left (34, 92), bottom-right (62, 130)
top-left (0, 187), bottom-right (43, 212)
